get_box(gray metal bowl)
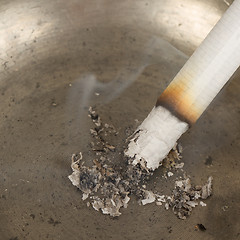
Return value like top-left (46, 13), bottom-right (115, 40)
top-left (0, 0), bottom-right (239, 239)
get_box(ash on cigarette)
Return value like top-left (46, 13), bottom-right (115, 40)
top-left (68, 107), bottom-right (213, 218)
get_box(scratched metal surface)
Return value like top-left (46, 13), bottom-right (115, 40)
top-left (0, 0), bottom-right (239, 239)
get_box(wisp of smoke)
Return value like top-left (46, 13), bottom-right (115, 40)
top-left (66, 36), bottom-right (188, 142)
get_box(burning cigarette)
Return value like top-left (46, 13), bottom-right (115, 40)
top-left (125, 0), bottom-right (240, 171)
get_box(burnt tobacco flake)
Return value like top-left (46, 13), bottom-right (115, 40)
top-left (68, 107), bottom-right (213, 218)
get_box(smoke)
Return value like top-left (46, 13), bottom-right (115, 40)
top-left (65, 36), bottom-right (188, 141)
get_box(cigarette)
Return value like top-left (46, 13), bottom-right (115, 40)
top-left (125, 0), bottom-right (240, 171)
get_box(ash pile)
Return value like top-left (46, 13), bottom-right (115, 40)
top-left (68, 107), bottom-right (213, 218)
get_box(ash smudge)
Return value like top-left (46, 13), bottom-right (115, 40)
top-left (196, 223), bottom-right (207, 231)
top-left (68, 107), bottom-right (213, 218)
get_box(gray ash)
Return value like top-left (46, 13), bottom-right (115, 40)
top-left (168, 177), bottom-right (213, 219)
top-left (68, 107), bottom-right (213, 218)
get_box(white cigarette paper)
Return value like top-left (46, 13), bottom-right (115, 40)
top-left (126, 0), bottom-right (240, 170)
top-left (126, 106), bottom-right (188, 170)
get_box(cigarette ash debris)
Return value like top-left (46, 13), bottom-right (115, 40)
top-left (68, 107), bottom-right (213, 218)
top-left (195, 223), bottom-right (207, 231)
top-left (167, 176), bottom-right (213, 219)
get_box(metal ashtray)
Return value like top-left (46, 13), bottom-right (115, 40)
top-left (0, 0), bottom-right (239, 239)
